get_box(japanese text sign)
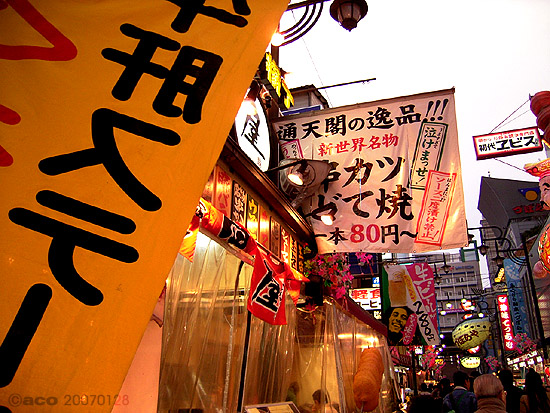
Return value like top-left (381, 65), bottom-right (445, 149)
top-left (350, 288), bottom-right (381, 310)
top-left (498, 295), bottom-right (516, 351)
top-left (0, 0), bottom-right (288, 411)
top-left (473, 127), bottom-right (543, 160)
top-left (503, 258), bottom-right (531, 338)
top-left (381, 263), bottom-right (440, 346)
top-left (273, 89), bottom-right (467, 253)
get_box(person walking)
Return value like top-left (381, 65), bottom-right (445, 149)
top-left (473, 374), bottom-right (507, 413)
top-left (519, 369), bottom-right (550, 413)
top-left (442, 371), bottom-right (477, 413)
top-left (498, 368), bottom-right (524, 413)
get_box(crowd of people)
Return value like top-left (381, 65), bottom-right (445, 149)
top-left (404, 368), bottom-right (550, 413)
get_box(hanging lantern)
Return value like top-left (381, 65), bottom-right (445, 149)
top-left (460, 356), bottom-right (481, 369)
top-left (452, 318), bottom-right (491, 350)
top-left (329, 0), bottom-right (368, 31)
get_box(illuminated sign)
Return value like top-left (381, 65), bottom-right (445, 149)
top-left (235, 96), bottom-right (271, 171)
top-left (460, 356), bottom-right (481, 369)
top-left (452, 318), bottom-right (491, 350)
top-left (259, 53), bottom-right (294, 110)
top-left (498, 295), bottom-right (516, 351)
top-left (350, 288), bottom-right (381, 310)
top-left (473, 127), bottom-right (543, 160)
top-left (494, 267), bottom-right (506, 283)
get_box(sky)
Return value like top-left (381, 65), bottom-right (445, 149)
top-left (277, 0), bottom-right (550, 235)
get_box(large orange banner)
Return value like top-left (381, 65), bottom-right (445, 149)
top-left (0, 0), bottom-right (287, 411)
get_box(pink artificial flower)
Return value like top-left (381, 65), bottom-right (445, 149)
top-left (335, 285), bottom-right (347, 299)
top-left (342, 273), bottom-right (354, 283)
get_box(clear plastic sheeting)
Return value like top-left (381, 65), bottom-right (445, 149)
top-left (159, 233), bottom-right (252, 412)
top-left (289, 301), bottom-right (399, 413)
top-left (158, 232), bottom-right (397, 412)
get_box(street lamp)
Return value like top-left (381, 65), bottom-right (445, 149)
top-left (329, 0), bottom-right (368, 31)
top-left (274, 0), bottom-right (369, 47)
top-left (468, 225), bottom-right (504, 256)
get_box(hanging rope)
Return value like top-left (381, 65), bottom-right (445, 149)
top-left (489, 98), bottom-right (530, 133)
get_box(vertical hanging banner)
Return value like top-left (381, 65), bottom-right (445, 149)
top-left (0, 0), bottom-right (288, 411)
top-left (381, 263), bottom-right (440, 346)
top-left (497, 295), bottom-right (516, 351)
top-left (273, 89), bottom-right (467, 253)
top-left (503, 258), bottom-right (531, 338)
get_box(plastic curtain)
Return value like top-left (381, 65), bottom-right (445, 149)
top-left (158, 232), bottom-right (297, 412)
top-left (158, 232), bottom-right (397, 412)
top-left (288, 300), bottom-right (400, 413)
top-left (159, 233), bottom-right (251, 412)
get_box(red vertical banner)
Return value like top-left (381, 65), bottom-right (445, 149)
top-left (231, 181), bottom-right (247, 226)
top-left (246, 196), bottom-right (259, 240)
top-left (498, 295), bottom-right (516, 351)
top-left (259, 205), bottom-right (270, 247)
top-left (281, 227), bottom-right (290, 265)
top-left (214, 166), bottom-right (232, 217)
top-left (270, 218), bottom-right (281, 257)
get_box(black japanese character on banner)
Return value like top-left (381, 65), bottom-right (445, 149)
top-left (375, 185), bottom-right (413, 220)
top-left (302, 120), bottom-right (323, 139)
top-left (277, 122), bottom-right (297, 141)
top-left (9, 191), bottom-right (138, 306)
top-left (366, 107), bottom-right (394, 129)
top-left (251, 265), bottom-right (281, 312)
top-left (166, 0), bottom-right (249, 33)
top-left (343, 158), bottom-right (373, 187)
top-left (218, 215), bottom-right (250, 250)
top-left (395, 104), bottom-right (422, 125)
top-left (321, 161), bottom-right (340, 193)
top-left (327, 227), bottom-right (347, 245)
top-left (378, 156), bottom-right (404, 182)
top-left (39, 109), bottom-right (180, 211)
top-left (342, 191), bottom-right (374, 218)
top-left (326, 114), bottom-right (346, 136)
top-left (0, 284), bottom-right (52, 388)
top-left (103, 24), bottom-right (223, 124)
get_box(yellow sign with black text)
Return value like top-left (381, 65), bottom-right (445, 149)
top-left (0, 1), bottom-right (287, 411)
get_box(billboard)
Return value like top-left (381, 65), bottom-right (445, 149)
top-left (273, 89), bottom-right (468, 253)
top-left (473, 127), bottom-right (543, 160)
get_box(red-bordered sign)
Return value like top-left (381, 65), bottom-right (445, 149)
top-left (473, 127), bottom-right (543, 160)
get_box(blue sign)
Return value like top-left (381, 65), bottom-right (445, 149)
top-left (503, 258), bottom-right (531, 337)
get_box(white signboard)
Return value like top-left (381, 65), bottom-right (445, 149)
top-left (272, 89), bottom-right (467, 253)
top-left (350, 288), bottom-right (381, 310)
top-left (473, 127), bottom-right (543, 160)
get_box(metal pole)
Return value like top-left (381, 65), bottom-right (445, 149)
top-left (410, 350), bottom-right (418, 397)
top-left (521, 233), bottom-right (547, 360)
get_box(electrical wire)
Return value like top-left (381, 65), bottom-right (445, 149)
top-left (289, 9), bottom-right (333, 107)
top-left (489, 98), bottom-right (530, 133)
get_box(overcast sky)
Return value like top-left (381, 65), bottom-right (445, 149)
top-left (278, 0), bottom-right (550, 234)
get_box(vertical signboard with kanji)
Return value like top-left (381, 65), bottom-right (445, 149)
top-left (214, 166), bottom-right (233, 217)
top-left (270, 218), bottom-right (280, 257)
top-left (272, 89), bottom-right (467, 254)
top-left (0, 0), bottom-right (288, 410)
top-left (498, 295), bottom-right (516, 351)
top-left (232, 181), bottom-right (247, 226)
top-left (503, 258), bottom-right (531, 338)
top-left (381, 263), bottom-right (440, 347)
top-left (246, 196), bottom-right (259, 240)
